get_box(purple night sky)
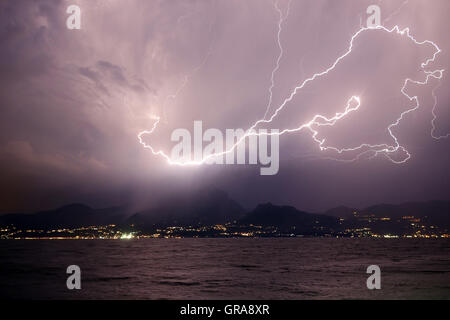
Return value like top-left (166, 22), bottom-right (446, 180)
top-left (0, 0), bottom-right (449, 213)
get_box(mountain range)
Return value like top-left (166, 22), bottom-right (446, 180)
top-left (0, 190), bottom-right (449, 236)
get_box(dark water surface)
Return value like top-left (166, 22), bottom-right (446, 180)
top-left (0, 238), bottom-right (449, 299)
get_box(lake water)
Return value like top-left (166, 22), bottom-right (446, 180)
top-left (0, 238), bottom-right (449, 299)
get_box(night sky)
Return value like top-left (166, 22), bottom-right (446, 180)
top-left (0, 0), bottom-right (449, 214)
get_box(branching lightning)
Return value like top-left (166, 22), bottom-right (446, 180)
top-left (138, 4), bottom-right (446, 167)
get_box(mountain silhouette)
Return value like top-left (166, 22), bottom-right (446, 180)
top-left (0, 193), bottom-right (449, 235)
top-left (127, 189), bottom-right (245, 230)
top-left (239, 203), bottom-right (338, 235)
top-left (359, 200), bottom-right (450, 229)
top-left (0, 203), bottom-right (128, 229)
top-left (323, 206), bottom-right (356, 219)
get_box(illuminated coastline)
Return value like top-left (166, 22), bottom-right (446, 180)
top-left (1, 221), bottom-right (448, 240)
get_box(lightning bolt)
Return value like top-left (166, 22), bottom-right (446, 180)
top-left (312, 68), bottom-right (444, 164)
top-left (263, 0), bottom-right (292, 120)
top-left (138, 8), bottom-right (445, 167)
top-left (431, 81), bottom-right (450, 140)
top-left (138, 8), bottom-right (216, 152)
top-left (382, 0), bottom-right (449, 144)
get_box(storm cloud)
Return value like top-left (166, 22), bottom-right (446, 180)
top-left (0, 0), bottom-right (449, 213)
